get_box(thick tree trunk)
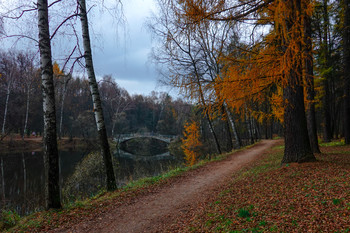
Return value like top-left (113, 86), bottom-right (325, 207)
top-left (37, 0), bottom-right (61, 209)
top-left (303, 5), bottom-right (320, 153)
top-left (344, 0), bottom-right (350, 144)
top-left (283, 72), bottom-right (315, 163)
top-left (282, 0), bottom-right (316, 163)
top-left (321, 0), bottom-right (333, 142)
top-left (79, 0), bottom-right (116, 191)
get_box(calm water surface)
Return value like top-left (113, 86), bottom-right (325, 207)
top-left (0, 146), bottom-right (183, 215)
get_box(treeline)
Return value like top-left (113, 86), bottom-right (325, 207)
top-left (0, 49), bottom-right (282, 154)
top-left (0, 50), bottom-right (194, 140)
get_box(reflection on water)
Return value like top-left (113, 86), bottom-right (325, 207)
top-left (115, 150), bottom-right (181, 186)
top-left (0, 150), bottom-right (86, 215)
top-left (0, 145), bottom-right (183, 215)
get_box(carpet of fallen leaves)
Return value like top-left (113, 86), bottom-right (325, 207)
top-left (169, 143), bottom-right (350, 232)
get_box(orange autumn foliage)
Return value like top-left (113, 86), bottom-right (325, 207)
top-left (160, 0), bottom-right (316, 150)
top-left (181, 120), bottom-right (202, 166)
top-left (211, 0), bottom-right (316, 123)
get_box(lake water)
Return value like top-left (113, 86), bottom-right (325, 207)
top-left (0, 146), bottom-right (183, 216)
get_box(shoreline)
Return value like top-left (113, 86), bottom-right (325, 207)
top-left (0, 136), bottom-right (101, 154)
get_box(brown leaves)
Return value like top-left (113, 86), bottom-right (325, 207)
top-left (184, 144), bottom-right (350, 232)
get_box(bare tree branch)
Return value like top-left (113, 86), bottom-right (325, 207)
top-left (50, 13), bottom-right (79, 40)
top-left (0, 34), bottom-right (39, 43)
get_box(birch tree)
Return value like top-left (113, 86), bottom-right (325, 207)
top-left (37, 0), bottom-right (61, 209)
top-left (78, 0), bottom-right (116, 191)
top-left (17, 51), bottom-right (36, 139)
top-left (0, 52), bottom-right (17, 136)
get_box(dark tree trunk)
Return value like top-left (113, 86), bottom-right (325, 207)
top-left (79, 0), bottom-right (116, 191)
top-left (225, 118), bottom-right (233, 151)
top-left (323, 79), bottom-right (332, 142)
top-left (283, 72), bottom-right (315, 163)
top-left (282, 0), bottom-right (316, 163)
top-left (344, 0), bottom-right (350, 144)
top-left (303, 4), bottom-right (320, 153)
top-left (37, 0), bottom-right (61, 209)
top-left (321, 0), bottom-right (333, 142)
top-left (245, 108), bottom-right (254, 144)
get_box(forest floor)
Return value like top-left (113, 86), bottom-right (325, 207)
top-left (8, 139), bottom-right (350, 232)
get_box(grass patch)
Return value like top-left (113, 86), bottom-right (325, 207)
top-left (0, 210), bottom-right (20, 229)
top-left (319, 140), bottom-right (345, 147)
top-left (237, 208), bottom-right (251, 218)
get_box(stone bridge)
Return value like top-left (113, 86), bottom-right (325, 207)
top-left (114, 133), bottom-right (178, 144)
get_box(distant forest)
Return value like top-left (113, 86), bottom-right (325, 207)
top-left (0, 50), bottom-right (283, 155)
top-left (0, 51), bottom-right (193, 139)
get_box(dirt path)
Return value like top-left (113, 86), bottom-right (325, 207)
top-left (55, 140), bottom-right (279, 233)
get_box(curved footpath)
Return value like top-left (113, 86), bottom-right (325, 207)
top-left (53, 140), bottom-right (280, 233)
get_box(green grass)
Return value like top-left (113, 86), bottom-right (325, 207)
top-left (0, 210), bottom-right (20, 229)
top-left (319, 140), bottom-right (345, 147)
top-left (236, 145), bottom-right (283, 180)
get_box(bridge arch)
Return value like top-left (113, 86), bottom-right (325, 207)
top-left (114, 133), bottom-right (178, 144)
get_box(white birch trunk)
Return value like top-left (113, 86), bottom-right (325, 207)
top-left (79, 0), bottom-right (116, 190)
top-left (37, 0), bottom-right (61, 209)
top-left (23, 84), bottom-right (30, 139)
top-left (1, 84), bottom-right (11, 135)
top-left (223, 102), bottom-right (241, 148)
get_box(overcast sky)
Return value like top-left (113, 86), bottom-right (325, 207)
top-left (0, 0), bottom-right (166, 95)
top-left (90, 0), bottom-right (165, 95)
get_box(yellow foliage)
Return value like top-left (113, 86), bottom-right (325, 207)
top-left (53, 62), bottom-right (63, 76)
top-left (212, 0), bottom-right (315, 123)
top-left (181, 120), bottom-right (202, 166)
top-left (270, 86), bottom-right (284, 122)
top-left (167, 0), bottom-right (315, 126)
